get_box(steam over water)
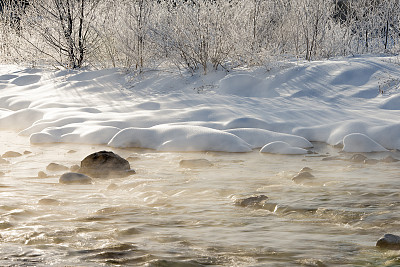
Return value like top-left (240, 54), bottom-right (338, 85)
top-left (1, 131), bottom-right (400, 266)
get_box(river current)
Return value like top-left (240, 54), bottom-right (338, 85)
top-left (0, 131), bottom-right (400, 266)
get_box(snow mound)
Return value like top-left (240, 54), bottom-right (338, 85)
top-left (225, 128), bottom-right (312, 149)
top-left (30, 126), bottom-right (121, 145)
top-left (379, 95), bottom-right (400, 110)
top-left (219, 74), bottom-right (280, 98)
top-left (224, 117), bottom-right (271, 130)
top-left (109, 125), bottom-right (252, 152)
top-left (342, 133), bottom-right (387, 153)
top-left (260, 141), bottom-right (308, 155)
top-left (0, 109), bottom-right (44, 130)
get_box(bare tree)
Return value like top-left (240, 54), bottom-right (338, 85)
top-left (22, 0), bottom-right (101, 68)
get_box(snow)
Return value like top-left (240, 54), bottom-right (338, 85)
top-left (342, 133), bottom-right (388, 153)
top-left (260, 141), bottom-right (308, 155)
top-left (1, 55), bottom-right (400, 154)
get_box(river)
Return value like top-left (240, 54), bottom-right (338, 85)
top-left (0, 131), bottom-right (399, 266)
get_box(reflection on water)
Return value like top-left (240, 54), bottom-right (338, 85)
top-left (0, 131), bottom-right (400, 266)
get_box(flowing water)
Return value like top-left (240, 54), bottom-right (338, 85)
top-left (0, 131), bottom-right (400, 266)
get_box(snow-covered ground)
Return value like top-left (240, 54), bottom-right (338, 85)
top-left (1, 55), bottom-right (400, 154)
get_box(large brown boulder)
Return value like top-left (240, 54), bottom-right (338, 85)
top-left (79, 151), bottom-right (135, 178)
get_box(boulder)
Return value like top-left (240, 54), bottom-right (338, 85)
top-left (376, 234), bottom-right (400, 250)
top-left (47, 163), bottom-right (69, 172)
top-left (59, 172), bottom-right (92, 185)
top-left (79, 151), bottom-right (135, 178)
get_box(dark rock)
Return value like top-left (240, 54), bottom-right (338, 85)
top-left (292, 171), bottom-right (315, 184)
top-left (349, 154), bottom-right (367, 163)
top-left (38, 198), bottom-right (61, 205)
top-left (380, 156), bottom-right (400, 163)
top-left (2, 151), bottom-right (22, 158)
top-left (59, 172), bottom-right (92, 185)
top-left (37, 171), bottom-right (48, 178)
top-left (179, 159), bottom-right (213, 168)
top-left (47, 163), bottom-right (69, 172)
top-left (69, 164), bottom-right (80, 172)
top-left (235, 195), bottom-right (269, 207)
top-left (79, 151), bottom-right (135, 178)
top-left (376, 234), bottom-right (400, 250)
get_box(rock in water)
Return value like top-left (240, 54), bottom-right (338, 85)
top-left (349, 154), bottom-right (368, 163)
top-left (292, 171), bottom-right (315, 184)
top-left (59, 172), bottom-right (92, 185)
top-left (235, 195), bottom-right (269, 207)
top-left (38, 171), bottom-right (48, 178)
top-left (2, 151), bottom-right (22, 158)
top-left (79, 151), bottom-right (135, 178)
top-left (47, 163), bottom-right (69, 172)
top-left (380, 156), bottom-right (400, 163)
top-left (376, 234), bottom-right (400, 249)
top-left (179, 159), bottom-right (213, 168)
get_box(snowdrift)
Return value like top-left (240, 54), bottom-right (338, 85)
top-left (1, 56), bottom-right (400, 153)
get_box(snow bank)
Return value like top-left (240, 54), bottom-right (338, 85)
top-left (109, 125), bottom-right (252, 152)
top-left (225, 128), bottom-right (312, 149)
top-left (1, 56), bottom-right (400, 153)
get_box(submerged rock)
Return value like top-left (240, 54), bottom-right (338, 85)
top-left (179, 159), bottom-right (213, 168)
top-left (235, 195), bottom-right (269, 207)
top-left (364, 159), bottom-right (379, 165)
top-left (376, 234), bottom-right (400, 250)
top-left (0, 158), bottom-right (9, 164)
top-left (292, 171), bottom-right (315, 184)
top-left (79, 151), bottom-right (135, 178)
top-left (69, 164), bottom-right (80, 172)
top-left (23, 150), bottom-right (32, 155)
top-left (38, 198), bottom-right (61, 205)
top-left (349, 154), bottom-right (368, 163)
top-left (321, 156), bottom-right (341, 161)
top-left (59, 172), bottom-right (92, 185)
top-left (37, 171), bottom-right (48, 178)
top-left (300, 167), bottom-right (313, 173)
top-left (380, 156), bottom-right (400, 163)
top-left (2, 151), bottom-right (22, 158)
top-left (47, 163), bottom-right (69, 172)
top-left (0, 172), bottom-right (4, 177)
